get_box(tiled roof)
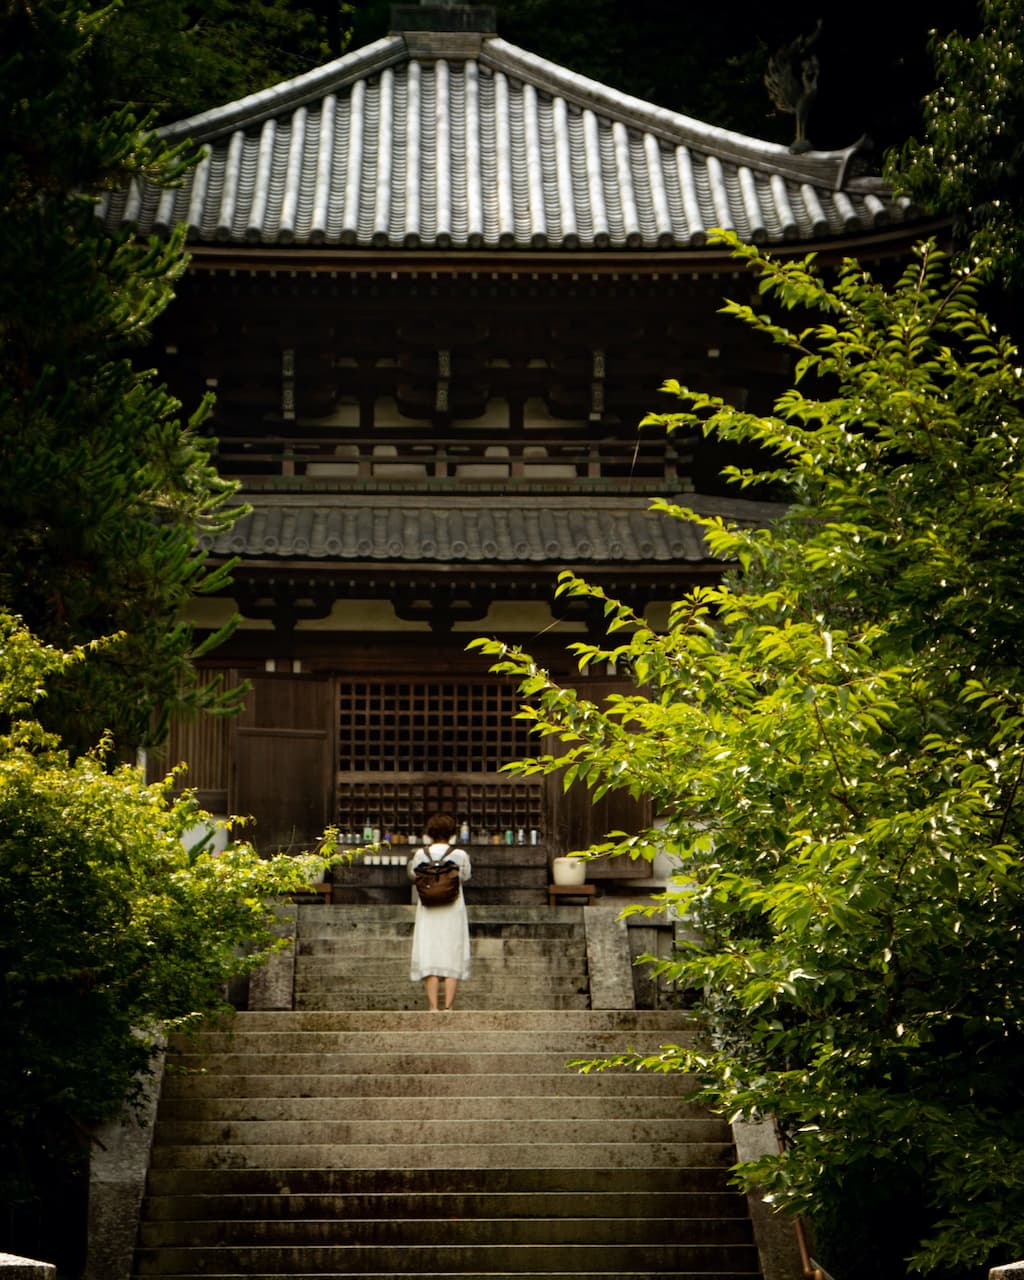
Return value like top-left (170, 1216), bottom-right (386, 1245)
top-left (97, 31), bottom-right (914, 252)
top-left (199, 495), bottom-right (782, 563)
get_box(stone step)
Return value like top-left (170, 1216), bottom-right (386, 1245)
top-left (295, 990), bottom-right (592, 1010)
top-left (153, 1118), bottom-right (731, 1148)
top-left (295, 961), bottom-right (588, 983)
top-left (294, 977), bottom-right (588, 995)
top-left (148, 1141), bottom-right (735, 1171)
top-left (144, 1167), bottom-right (737, 1197)
top-left (139, 1214), bottom-right (753, 1247)
top-left (170, 1029), bottom-right (688, 1054)
top-left (165, 1049), bottom-right (691, 1075)
top-left (294, 983), bottom-right (592, 1002)
top-left (159, 1071), bottom-right (697, 1100)
top-left (295, 942), bottom-right (583, 962)
top-left (295, 962), bottom-right (588, 977)
top-left (296, 921), bottom-right (587, 942)
top-left (136, 970), bottom-right (759, 1280)
top-left (299, 939), bottom-right (583, 956)
top-left (141, 1189), bottom-right (747, 1221)
top-left (134, 1242), bottom-right (759, 1275)
top-left (303, 905), bottom-right (582, 921)
top-left (297, 905), bottom-right (586, 930)
top-left (294, 931), bottom-right (586, 945)
top-left (137, 1273), bottom-right (758, 1280)
top-left (156, 1095), bottom-right (708, 1122)
top-left (217, 1011), bottom-right (687, 1031)
top-left (296, 948), bottom-right (582, 966)
top-left (296, 970), bottom-right (587, 988)
top-left (292, 901), bottom-right (594, 1012)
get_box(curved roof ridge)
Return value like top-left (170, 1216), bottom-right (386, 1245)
top-left (481, 37), bottom-right (873, 190)
top-left (158, 35), bottom-right (408, 145)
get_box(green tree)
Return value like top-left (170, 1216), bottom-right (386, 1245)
top-left (0, 0), bottom-right (246, 755)
top-left (0, 613), bottom-right (339, 1264)
top-left (473, 237), bottom-right (1024, 1278)
top-left (91, 0), bottom-right (354, 122)
top-left (889, 0), bottom-right (1024, 292)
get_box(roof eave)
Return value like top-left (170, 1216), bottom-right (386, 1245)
top-left (180, 218), bottom-right (949, 277)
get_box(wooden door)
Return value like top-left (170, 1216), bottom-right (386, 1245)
top-left (229, 674), bottom-right (334, 854)
top-left (545, 678), bottom-right (651, 878)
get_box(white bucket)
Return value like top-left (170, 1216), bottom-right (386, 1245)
top-left (551, 856), bottom-right (587, 886)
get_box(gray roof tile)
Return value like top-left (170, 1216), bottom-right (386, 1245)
top-left (98, 33), bottom-right (915, 252)
top-left (202, 496), bottom-right (780, 564)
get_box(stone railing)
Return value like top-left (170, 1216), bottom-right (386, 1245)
top-left (83, 1046), bottom-right (166, 1280)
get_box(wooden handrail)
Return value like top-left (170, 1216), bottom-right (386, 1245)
top-left (794, 1214), bottom-right (826, 1280)
top-left (773, 1124), bottom-right (828, 1280)
top-left (212, 430), bottom-right (684, 486)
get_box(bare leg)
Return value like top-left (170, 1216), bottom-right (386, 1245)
top-left (443, 977), bottom-right (458, 1010)
top-left (424, 975), bottom-right (440, 1011)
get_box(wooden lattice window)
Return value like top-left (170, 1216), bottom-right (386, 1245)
top-left (335, 679), bottom-right (541, 840)
top-left (337, 680), bottom-right (529, 772)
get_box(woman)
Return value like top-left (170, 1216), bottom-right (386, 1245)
top-left (407, 812), bottom-right (471, 1011)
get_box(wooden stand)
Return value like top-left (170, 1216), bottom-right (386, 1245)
top-left (547, 882), bottom-right (597, 908)
top-left (290, 883), bottom-right (333, 905)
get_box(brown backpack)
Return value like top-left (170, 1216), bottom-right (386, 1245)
top-left (413, 849), bottom-right (461, 907)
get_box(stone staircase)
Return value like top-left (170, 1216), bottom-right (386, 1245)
top-left (295, 905), bottom-right (590, 1010)
top-left (129, 904), bottom-right (764, 1279)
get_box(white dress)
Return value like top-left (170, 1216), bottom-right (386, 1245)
top-left (408, 843), bottom-right (472, 982)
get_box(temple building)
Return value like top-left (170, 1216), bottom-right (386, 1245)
top-left (98, 4), bottom-right (938, 899)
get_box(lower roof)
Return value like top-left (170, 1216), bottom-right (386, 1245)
top-left (200, 493), bottom-right (784, 566)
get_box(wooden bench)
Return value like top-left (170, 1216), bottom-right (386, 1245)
top-left (548, 882), bottom-right (597, 908)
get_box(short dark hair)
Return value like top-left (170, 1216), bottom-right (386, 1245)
top-left (424, 811), bottom-right (457, 841)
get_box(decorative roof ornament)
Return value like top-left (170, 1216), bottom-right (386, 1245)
top-left (764, 19), bottom-right (823, 155)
